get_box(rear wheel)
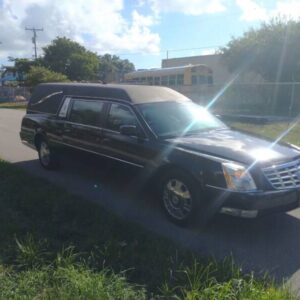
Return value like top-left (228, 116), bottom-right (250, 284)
top-left (160, 169), bottom-right (201, 226)
top-left (38, 139), bottom-right (59, 170)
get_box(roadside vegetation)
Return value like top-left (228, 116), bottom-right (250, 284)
top-left (230, 121), bottom-right (300, 147)
top-left (6, 37), bottom-right (135, 87)
top-left (0, 159), bottom-right (296, 299)
top-left (0, 101), bottom-right (27, 110)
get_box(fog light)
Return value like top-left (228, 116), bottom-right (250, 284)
top-left (220, 207), bottom-right (258, 218)
top-left (240, 210), bottom-right (258, 218)
top-left (220, 207), bottom-right (240, 217)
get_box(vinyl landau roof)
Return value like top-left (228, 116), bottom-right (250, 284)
top-left (30, 82), bottom-right (191, 105)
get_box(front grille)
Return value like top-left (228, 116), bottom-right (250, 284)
top-left (263, 159), bottom-right (300, 190)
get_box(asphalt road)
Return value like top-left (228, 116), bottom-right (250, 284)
top-left (1, 108), bottom-right (300, 295)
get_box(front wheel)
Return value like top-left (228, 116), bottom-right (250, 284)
top-left (38, 140), bottom-right (59, 170)
top-left (160, 170), bottom-right (201, 226)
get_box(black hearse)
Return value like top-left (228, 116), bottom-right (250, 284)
top-left (20, 83), bottom-right (300, 225)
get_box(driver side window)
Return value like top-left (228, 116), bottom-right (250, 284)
top-left (106, 103), bottom-right (137, 132)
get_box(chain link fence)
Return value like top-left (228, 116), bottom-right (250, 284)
top-left (174, 82), bottom-right (300, 118)
top-left (0, 86), bottom-right (31, 102)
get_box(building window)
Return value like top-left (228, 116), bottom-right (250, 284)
top-left (154, 77), bottom-right (160, 85)
top-left (177, 74), bottom-right (184, 85)
top-left (161, 76), bottom-right (168, 86)
top-left (169, 75), bottom-right (176, 86)
top-left (192, 75), bottom-right (197, 85)
top-left (147, 77), bottom-right (153, 85)
top-left (198, 75), bottom-right (207, 84)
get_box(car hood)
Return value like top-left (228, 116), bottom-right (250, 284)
top-left (165, 128), bottom-right (300, 166)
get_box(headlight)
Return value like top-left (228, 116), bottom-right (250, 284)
top-left (222, 162), bottom-right (257, 192)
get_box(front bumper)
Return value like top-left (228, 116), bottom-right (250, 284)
top-left (207, 186), bottom-right (300, 218)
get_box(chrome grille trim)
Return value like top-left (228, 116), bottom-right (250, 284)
top-left (263, 159), bottom-right (300, 190)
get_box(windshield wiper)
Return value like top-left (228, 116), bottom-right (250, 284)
top-left (159, 133), bottom-right (181, 139)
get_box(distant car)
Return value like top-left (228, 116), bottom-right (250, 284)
top-left (20, 83), bottom-right (300, 225)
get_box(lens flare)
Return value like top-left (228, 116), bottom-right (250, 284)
top-left (206, 71), bottom-right (240, 110)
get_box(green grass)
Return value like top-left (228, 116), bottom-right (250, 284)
top-left (229, 122), bottom-right (300, 147)
top-left (0, 160), bottom-right (296, 299)
top-left (0, 101), bottom-right (27, 110)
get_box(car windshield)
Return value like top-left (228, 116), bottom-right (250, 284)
top-left (137, 101), bottom-right (226, 138)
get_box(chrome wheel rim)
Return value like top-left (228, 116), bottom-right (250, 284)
top-left (163, 179), bottom-right (193, 220)
top-left (40, 142), bottom-right (50, 166)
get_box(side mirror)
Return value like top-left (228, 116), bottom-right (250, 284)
top-left (120, 125), bottom-right (138, 137)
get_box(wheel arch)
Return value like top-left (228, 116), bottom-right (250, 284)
top-left (34, 130), bottom-right (48, 150)
top-left (152, 162), bottom-right (204, 189)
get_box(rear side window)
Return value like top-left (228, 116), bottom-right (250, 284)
top-left (28, 90), bottom-right (63, 114)
top-left (106, 104), bottom-right (137, 132)
top-left (69, 99), bottom-right (104, 127)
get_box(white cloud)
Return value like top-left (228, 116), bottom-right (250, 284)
top-left (235, 0), bottom-right (268, 21)
top-left (148, 0), bottom-right (227, 16)
top-left (235, 0), bottom-right (300, 22)
top-left (272, 1), bottom-right (300, 20)
top-left (0, 0), bottom-right (160, 63)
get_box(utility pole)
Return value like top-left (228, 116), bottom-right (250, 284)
top-left (25, 27), bottom-right (43, 59)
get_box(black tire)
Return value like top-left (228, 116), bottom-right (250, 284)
top-left (159, 168), bottom-right (202, 226)
top-left (37, 139), bottom-right (59, 170)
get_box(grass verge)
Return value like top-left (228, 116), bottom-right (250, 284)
top-left (0, 101), bottom-right (27, 110)
top-left (0, 160), bottom-right (296, 299)
top-left (229, 122), bottom-right (300, 147)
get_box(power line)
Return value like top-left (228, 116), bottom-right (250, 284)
top-left (103, 44), bottom-right (223, 57)
top-left (25, 27), bottom-right (44, 59)
top-left (164, 45), bottom-right (221, 59)
top-left (167, 45), bottom-right (221, 53)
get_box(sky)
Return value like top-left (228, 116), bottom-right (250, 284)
top-left (1, 0), bottom-right (300, 70)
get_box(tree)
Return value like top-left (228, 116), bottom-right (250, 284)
top-left (68, 52), bottom-right (99, 81)
top-left (98, 54), bottom-right (135, 82)
top-left (116, 57), bottom-right (135, 81)
top-left (26, 66), bottom-right (69, 86)
top-left (221, 19), bottom-right (300, 82)
top-left (9, 37), bottom-right (135, 84)
top-left (42, 37), bottom-right (99, 81)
